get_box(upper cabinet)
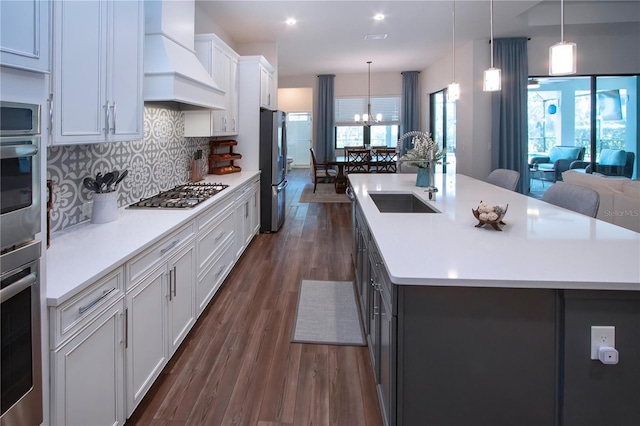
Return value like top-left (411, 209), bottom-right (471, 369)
top-left (184, 34), bottom-right (239, 138)
top-left (50, 0), bottom-right (144, 145)
top-left (0, 0), bottom-right (50, 73)
top-left (260, 64), bottom-right (275, 110)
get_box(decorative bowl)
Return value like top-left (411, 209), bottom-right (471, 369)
top-left (471, 202), bottom-right (509, 231)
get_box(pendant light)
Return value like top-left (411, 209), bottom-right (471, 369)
top-left (483, 0), bottom-right (501, 92)
top-left (447, 0), bottom-right (460, 101)
top-left (549, 0), bottom-right (576, 75)
top-left (354, 61), bottom-right (382, 125)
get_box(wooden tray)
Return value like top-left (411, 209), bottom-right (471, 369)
top-left (210, 165), bottom-right (242, 175)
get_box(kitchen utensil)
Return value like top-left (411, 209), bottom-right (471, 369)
top-left (113, 169), bottom-right (128, 188)
top-left (95, 173), bottom-right (103, 193)
top-left (83, 177), bottom-right (99, 192)
top-left (102, 172), bottom-right (115, 192)
top-left (109, 170), bottom-right (120, 191)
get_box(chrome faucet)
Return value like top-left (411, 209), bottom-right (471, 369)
top-left (425, 186), bottom-right (438, 200)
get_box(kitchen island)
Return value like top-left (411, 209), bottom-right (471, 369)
top-left (347, 172), bottom-right (640, 426)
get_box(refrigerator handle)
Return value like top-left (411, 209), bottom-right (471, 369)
top-left (274, 180), bottom-right (288, 193)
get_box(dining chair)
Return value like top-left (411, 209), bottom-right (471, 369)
top-left (345, 148), bottom-right (371, 173)
top-left (372, 148), bottom-right (398, 173)
top-left (541, 182), bottom-right (600, 218)
top-left (310, 147), bottom-right (337, 192)
top-left (487, 168), bottom-right (520, 191)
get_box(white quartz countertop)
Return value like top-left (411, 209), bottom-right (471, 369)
top-left (348, 172), bottom-right (640, 291)
top-left (46, 171), bottom-right (260, 306)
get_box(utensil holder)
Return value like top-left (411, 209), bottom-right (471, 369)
top-left (91, 192), bottom-right (118, 224)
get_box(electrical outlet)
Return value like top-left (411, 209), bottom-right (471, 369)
top-left (591, 326), bottom-right (615, 359)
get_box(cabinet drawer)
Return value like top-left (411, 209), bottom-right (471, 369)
top-left (197, 197), bottom-right (234, 232)
top-left (197, 237), bottom-right (235, 314)
top-left (51, 267), bottom-right (124, 348)
top-left (127, 222), bottom-right (195, 288)
top-left (197, 207), bottom-right (235, 274)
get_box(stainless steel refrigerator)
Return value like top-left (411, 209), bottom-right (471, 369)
top-left (259, 108), bottom-right (287, 232)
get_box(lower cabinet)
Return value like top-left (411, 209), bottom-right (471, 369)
top-left (125, 227), bottom-right (195, 416)
top-left (51, 296), bottom-right (125, 426)
top-left (50, 175), bottom-right (261, 423)
top-left (234, 178), bottom-right (260, 258)
top-left (125, 263), bottom-right (166, 415)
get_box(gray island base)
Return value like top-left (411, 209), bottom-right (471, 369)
top-left (348, 172), bottom-right (640, 426)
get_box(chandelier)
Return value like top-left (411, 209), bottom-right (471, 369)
top-left (354, 61), bottom-right (382, 126)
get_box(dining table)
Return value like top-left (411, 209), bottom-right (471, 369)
top-left (327, 151), bottom-right (398, 193)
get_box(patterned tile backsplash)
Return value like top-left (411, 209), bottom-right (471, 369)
top-left (47, 106), bottom-right (210, 232)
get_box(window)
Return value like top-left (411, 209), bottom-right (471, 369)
top-left (527, 75), bottom-right (638, 181)
top-left (335, 96), bottom-right (400, 149)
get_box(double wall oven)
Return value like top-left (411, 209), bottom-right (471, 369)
top-left (0, 101), bottom-right (43, 426)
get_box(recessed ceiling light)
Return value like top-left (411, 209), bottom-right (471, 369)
top-left (364, 34), bottom-right (388, 40)
top-left (374, 14), bottom-right (385, 21)
top-left (286, 18), bottom-right (296, 26)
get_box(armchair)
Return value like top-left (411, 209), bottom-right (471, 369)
top-left (529, 145), bottom-right (585, 182)
top-left (570, 149), bottom-right (635, 178)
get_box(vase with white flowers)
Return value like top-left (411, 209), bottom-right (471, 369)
top-left (398, 131), bottom-right (445, 187)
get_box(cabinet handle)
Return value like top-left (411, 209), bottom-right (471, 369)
top-left (78, 287), bottom-right (116, 314)
top-left (48, 94), bottom-right (53, 136)
top-left (104, 102), bottom-right (110, 135)
top-left (110, 102), bottom-right (117, 134)
top-left (232, 118), bottom-right (236, 131)
top-left (173, 266), bottom-right (177, 298)
top-left (125, 308), bottom-right (129, 348)
top-left (161, 239), bottom-right (180, 254)
top-left (214, 231), bottom-right (225, 243)
top-left (214, 264), bottom-right (226, 278)
top-left (245, 201), bottom-right (249, 219)
top-left (168, 270), bottom-right (172, 301)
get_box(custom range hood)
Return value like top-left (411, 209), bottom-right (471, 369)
top-left (144, 0), bottom-right (225, 109)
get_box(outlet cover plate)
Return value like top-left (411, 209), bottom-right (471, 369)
top-left (591, 326), bottom-right (615, 359)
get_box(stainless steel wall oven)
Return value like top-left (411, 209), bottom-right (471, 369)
top-left (0, 241), bottom-right (42, 426)
top-left (1, 101), bottom-right (41, 251)
top-left (0, 101), bottom-right (43, 426)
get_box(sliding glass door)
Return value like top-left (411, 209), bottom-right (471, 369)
top-left (528, 75), bottom-right (638, 182)
top-left (430, 90), bottom-right (456, 174)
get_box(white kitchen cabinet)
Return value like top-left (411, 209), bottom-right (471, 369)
top-left (260, 64), bottom-right (275, 109)
top-left (196, 199), bottom-right (236, 314)
top-left (234, 177), bottom-right (260, 258)
top-left (125, 223), bottom-right (196, 415)
top-left (237, 56), bottom-right (276, 170)
top-left (0, 0), bottom-right (50, 72)
top-left (50, 268), bottom-right (126, 426)
top-left (184, 34), bottom-right (239, 137)
top-left (51, 0), bottom-right (143, 145)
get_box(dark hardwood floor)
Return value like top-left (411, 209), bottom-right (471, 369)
top-left (127, 168), bottom-right (383, 426)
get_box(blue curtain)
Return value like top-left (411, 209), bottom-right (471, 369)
top-left (315, 74), bottom-right (336, 163)
top-left (400, 71), bottom-right (420, 154)
top-left (491, 38), bottom-right (528, 194)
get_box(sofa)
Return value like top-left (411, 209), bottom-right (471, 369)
top-left (570, 149), bottom-right (635, 178)
top-left (562, 170), bottom-right (640, 233)
top-left (530, 145), bottom-right (585, 182)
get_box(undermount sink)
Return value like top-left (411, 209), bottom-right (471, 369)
top-left (369, 193), bottom-right (439, 213)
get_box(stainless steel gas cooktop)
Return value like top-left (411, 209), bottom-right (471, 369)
top-left (128, 183), bottom-right (229, 209)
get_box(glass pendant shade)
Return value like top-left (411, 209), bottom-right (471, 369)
top-left (549, 41), bottom-right (577, 75)
top-left (447, 83), bottom-right (460, 101)
top-left (483, 68), bottom-right (501, 92)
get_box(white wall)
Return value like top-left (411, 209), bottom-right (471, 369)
top-left (278, 87), bottom-right (313, 112)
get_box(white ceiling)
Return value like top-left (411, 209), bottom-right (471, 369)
top-left (195, 1), bottom-right (640, 77)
